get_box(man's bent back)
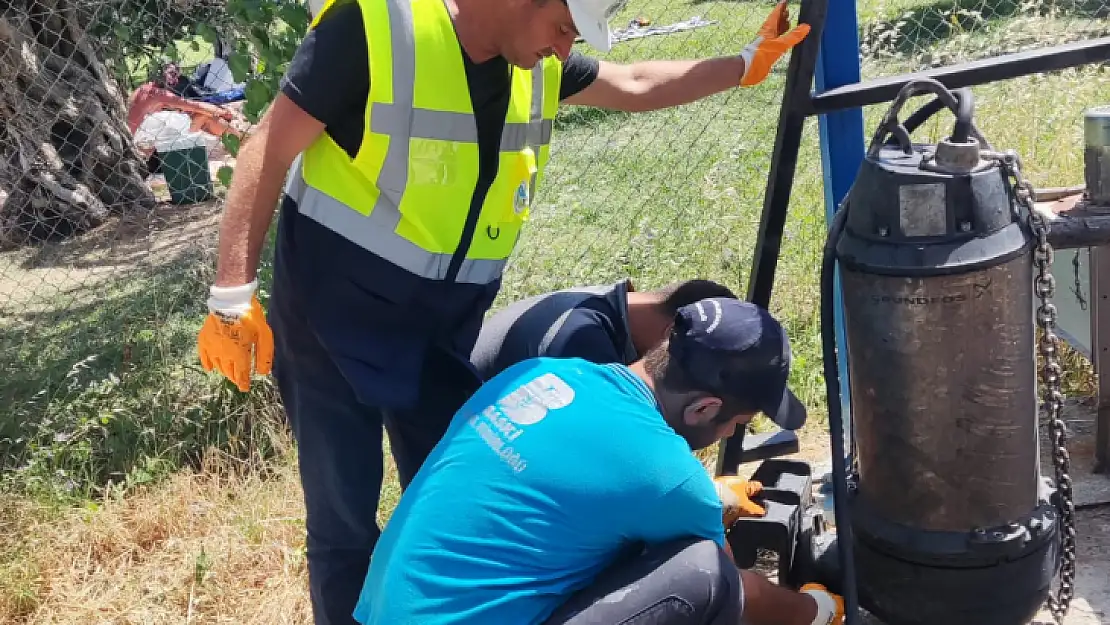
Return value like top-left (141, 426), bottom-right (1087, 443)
top-left (353, 357), bottom-right (724, 625)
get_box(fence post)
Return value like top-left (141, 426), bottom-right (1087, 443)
top-left (814, 0), bottom-right (863, 461)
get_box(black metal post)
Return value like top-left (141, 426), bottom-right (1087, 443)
top-left (804, 38), bottom-right (1110, 116)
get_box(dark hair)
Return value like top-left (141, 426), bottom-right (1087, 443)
top-left (651, 280), bottom-right (738, 316)
top-left (642, 340), bottom-right (755, 423)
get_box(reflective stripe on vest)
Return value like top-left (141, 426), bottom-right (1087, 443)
top-left (286, 158), bottom-right (510, 284)
top-left (288, 0), bottom-right (561, 285)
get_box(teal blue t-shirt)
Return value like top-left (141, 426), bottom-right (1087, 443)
top-left (352, 357), bottom-right (726, 625)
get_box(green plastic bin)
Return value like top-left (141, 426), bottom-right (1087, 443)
top-left (157, 134), bottom-right (214, 205)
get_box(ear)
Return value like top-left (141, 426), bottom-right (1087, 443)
top-left (683, 396), bottom-right (723, 427)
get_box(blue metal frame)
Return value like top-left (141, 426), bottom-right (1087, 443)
top-left (814, 0), bottom-right (864, 457)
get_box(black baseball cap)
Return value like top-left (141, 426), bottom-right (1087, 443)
top-left (668, 297), bottom-right (807, 430)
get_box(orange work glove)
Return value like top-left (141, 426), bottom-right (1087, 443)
top-left (714, 476), bottom-right (766, 525)
top-left (738, 1), bottom-right (811, 87)
top-left (800, 583), bottom-right (846, 625)
top-left (197, 280), bottom-right (274, 392)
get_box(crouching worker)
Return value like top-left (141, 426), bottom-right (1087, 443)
top-left (472, 277), bottom-right (774, 518)
top-left (352, 297), bottom-right (844, 625)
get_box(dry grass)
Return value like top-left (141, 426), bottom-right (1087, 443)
top-left (2, 453), bottom-right (310, 624)
top-left (0, 200), bottom-right (223, 313)
top-left (0, 426), bottom-right (823, 625)
top-left (1, 441), bottom-right (405, 625)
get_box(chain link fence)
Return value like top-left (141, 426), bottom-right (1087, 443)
top-left (1, 0), bottom-right (1108, 504)
top-left (0, 0), bottom-right (296, 503)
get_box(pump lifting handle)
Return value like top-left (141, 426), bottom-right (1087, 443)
top-left (869, 78), bottom-right (991, 158)
top-left (884, 88), bottom-right (977, 146)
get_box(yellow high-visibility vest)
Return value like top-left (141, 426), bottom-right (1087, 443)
top-left (283, 0), bottom-right (563, 285)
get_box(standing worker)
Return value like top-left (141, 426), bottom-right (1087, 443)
top-left (196, 0), bottom-right (811, 622)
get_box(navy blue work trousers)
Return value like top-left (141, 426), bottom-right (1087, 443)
top-left (271, 303), bottom-right (478, 625)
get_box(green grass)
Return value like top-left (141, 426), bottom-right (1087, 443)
top-left (0, 209), bottom-right (289, 505)
top-left (2, 0), bottom-right (1108, 515)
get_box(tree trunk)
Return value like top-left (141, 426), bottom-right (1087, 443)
top-left (0, 1), bottom-right (155, 247)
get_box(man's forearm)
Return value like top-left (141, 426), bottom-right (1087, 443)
top-left (214, 121), bottom-right (287, 287)
top-left (739, 569), bottom-right (819, 625)
top-left (619, 56), bottom-right (746, 112)
top-left (211, 93), bottom-right (327, 287)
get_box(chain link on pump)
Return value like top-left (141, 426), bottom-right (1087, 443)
top-left (983, 149), bottom-right (1077, 625)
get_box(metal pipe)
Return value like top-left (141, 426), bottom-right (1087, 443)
top-left (1085, 105), bottom-right (1110, 207)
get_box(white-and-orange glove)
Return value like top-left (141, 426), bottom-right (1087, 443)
top-left (197, 280), bottom-right (274, 392)
top-left (715, 476), bottom-right (767, 525)
top-left (801, 583), bottom-right (846, 625)
top-left (738, 1), bottom-right (811, 87)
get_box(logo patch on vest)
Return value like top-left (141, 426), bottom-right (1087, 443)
top-left (514, 182), bottom-right (530, 215)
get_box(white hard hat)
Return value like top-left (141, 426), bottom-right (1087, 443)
top-left (565, 0), bottom-right (623, 52)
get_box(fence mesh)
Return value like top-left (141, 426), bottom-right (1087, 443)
top-left (1, 0), bottom-right (1108, 504)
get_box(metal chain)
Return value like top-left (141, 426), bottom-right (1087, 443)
top-left (985, 149), bottom-right (1077, 625)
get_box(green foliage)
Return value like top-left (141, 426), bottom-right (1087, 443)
top-left (219, 0), bottom-right (312, 123)
top-left (89, 0), bottom-right (228, 84)
top-left (213, 0), bottom-right (312, 189)
top-left (217, 165), bottom-right (236, 188)
top-left (221, 133), bottom-right (242, 158)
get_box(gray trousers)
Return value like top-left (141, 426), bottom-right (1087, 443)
top-left (543, 538), bottom-right (744, 625)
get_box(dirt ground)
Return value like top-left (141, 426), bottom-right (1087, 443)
top-left (0, 199), bottom-right (223, 326)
